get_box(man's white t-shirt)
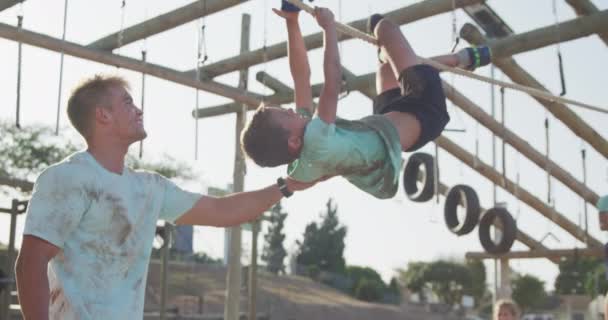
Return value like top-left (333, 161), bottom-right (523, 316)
top-left (23, 151), bottom-right (201, 319)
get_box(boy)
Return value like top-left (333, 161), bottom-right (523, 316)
top-left (241, 3), bottom-right (490, 199)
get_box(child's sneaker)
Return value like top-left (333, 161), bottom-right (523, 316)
top-left (366, 13), bottom-right (385, 35)
top-left (280, 0), bottom-right (313, 13)
top-left (367, 13), bottom-right (386, 63)
top-left (463, 46), bottom-right (492, 70)
top-left (281, 0), bottom-right (301, 12)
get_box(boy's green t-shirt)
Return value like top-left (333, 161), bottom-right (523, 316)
top-left (288, 110), bottom-right (402, 199)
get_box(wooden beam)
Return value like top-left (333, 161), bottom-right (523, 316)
top-left (460, 23), bottom-right (608, 159)
top-left (255, 72), bottom-right (292, 95)
top-left (488, 10), bottom-right (608, 59)
top-left (565, 0), bottom-right (608, 46)
top-left (0, 0), bottom-right (22, 12)
top-left (435, 135), bottom-right (603, 248)
top-left (442, 81), bottom-right (600, 206)
top-left (88, 0), bottom-right (247, 51)
top-left (185, 0), bottom-right (485, 79)
top-left (0, 21), bottom-right (264, 107)
top-left (0, 176), bottom-right (33, 192)
top-left (466, 247), bottom-right (603, 260)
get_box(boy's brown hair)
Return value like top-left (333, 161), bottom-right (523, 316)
top-left (241, 104), bottom-right (296, 167)
top-left (67, 75), bottom-right (130, 139)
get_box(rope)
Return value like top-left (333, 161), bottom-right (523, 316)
top-left (55, 0), bottom-right (69, 135)
top-left (117, 0), bottom-right (126, 54)
top-left (285, 0), bottom-right (608, 115)
top-left (15, 10), bottom-right (23, 129)
top-left (545, 117), bottom-right (552, 205)
top-left (581, 147), bottom-right (588, 244)
top-left (552, 0), bottom-right (567, 96)
top-left (450, 0), bottom-right (459, 53)
top-left (490, 66), bottom-right (497, 204)
top-left (138, 49), bottom-right (146, 158)
top-left (138, 1), bottom-right (149, 159)
top-left (261, 0), bottom-right (269, 103)
top-left (500, 87), bottom-right (506, 187)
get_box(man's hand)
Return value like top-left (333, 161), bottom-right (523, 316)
top-left (314, 7), bottom-right (335, 30)
top-left (273, 8), bottom-right (299, 21)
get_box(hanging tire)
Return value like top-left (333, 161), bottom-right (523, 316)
top-left (444, 185), bottom-right (481, 236)
top-left (478, 207), bottom-right (517, 254)
top-left (403, 152), bottom-right (435, 202)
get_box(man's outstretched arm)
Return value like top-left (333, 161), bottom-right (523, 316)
top-left (314, 7), bottom-right (340, 124)
top-left (175, 178), bottom-right (315, 227)
top-left (273, 8), bottom-right (313, 114)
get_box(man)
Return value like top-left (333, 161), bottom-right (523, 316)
top-left (15, 75), bottom-right (316, 319)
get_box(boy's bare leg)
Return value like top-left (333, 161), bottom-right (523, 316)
top-left (372, 20), bottom-right (422, 151)
top-left (429, 53), bottom-right (460, 68)
top-left (373, 19), bottom-right (419, 80)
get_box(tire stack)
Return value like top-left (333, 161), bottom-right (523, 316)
top-left (402, 152), bottom-right (517, 254)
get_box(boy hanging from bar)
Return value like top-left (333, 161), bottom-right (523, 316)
top-left (241, 2), bottom-right (491, 199)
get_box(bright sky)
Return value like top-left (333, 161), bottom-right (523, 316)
top-left (0, 0), bottom-right (607, 295)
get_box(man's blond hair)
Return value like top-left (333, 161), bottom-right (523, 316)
top-left (494, 299), bottom-right (520, 319)
top-left (67, 75), bottom-right (130, 139)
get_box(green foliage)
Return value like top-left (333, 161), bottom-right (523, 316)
top-left (512, 274), bottom-right (547, 313)
top-left (355, 277), bottom-right (385, 302)
top-left (555, 257), bottom-right (605, 296)
top-left (398, 259), bottom-right (486, 306)
top-left (296, 199), bottom-right (347, 274)
top-left (261, 202), bottom-right (288, 274)
top-left (0, 122), bottom-right (196, 191)
top-left (584, 262), bottom-right (608, 298)
top-left (0, 122), bottom-right (78, 182)
top-left (465, 259), bottom-right (487, 303)
top-left (387, 277), bottom-right (402, 298)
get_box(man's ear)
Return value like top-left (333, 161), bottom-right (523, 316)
top-left (287, 134), bottom-right (302, 154)
top-left (94, 107), bottom-right (112, 125)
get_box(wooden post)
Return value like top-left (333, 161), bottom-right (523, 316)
top-left (224, 13), bottom-right (250, 320)
top-left (466, 247), bottom-right (604, 259)
top-left (159, 224), bottom-right (172, 320)
top-left (488, 10), bottom-right (608, 59)
top-left (497, 258), bottom-right (512, 299)
top-left (564, 0), bottom-right (608, 46)
top-left (248, 220), bottom-right (259, 320)
top-left (88, 0), bottom-right (248, 50)
top-left (460, 22), bottom-right (608, 160)
top-left (0, 21), bottom-right (264, 107)
top-left (0, 0), bottom-right (21, 12)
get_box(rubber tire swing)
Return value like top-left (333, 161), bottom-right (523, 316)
top-left (443, 185), bottom-right (480, 236)
top-left (478, 207), bottom-right (517, 254)
top-left (403, 153), bottom-right (435, 202)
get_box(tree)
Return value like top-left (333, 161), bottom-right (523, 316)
top-left (512, 274), bottom-right (547, 313)
top-left (261, 201), bottom-right (288, 274)
top-left (398, 260), bottom-right (482, 306)
top-left (0, 122), bottom-right (78, 185)
top-left (555, 257), bottom-right (603, 295)
top-left (296, 199), bottom-right (347, 274)
top-left (346, 266), bottom-right (387, 301)
top-left (0, 121), bottom-right (195, 194)
top-left (465, 259), bottom-right (487, 305)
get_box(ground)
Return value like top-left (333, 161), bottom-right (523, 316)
top-left (145, 260), bottom-right (463, 320)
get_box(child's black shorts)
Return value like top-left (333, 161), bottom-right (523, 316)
top-left (373, 64), bottom-right (450, 152)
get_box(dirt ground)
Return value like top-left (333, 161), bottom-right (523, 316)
top-left (145, 260), bottom-right (461, 320)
